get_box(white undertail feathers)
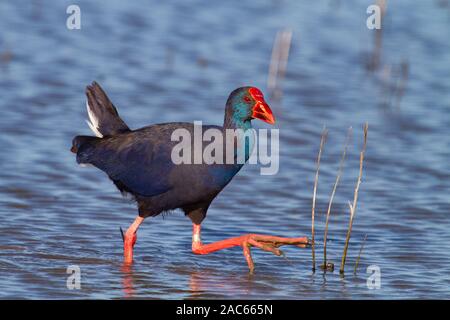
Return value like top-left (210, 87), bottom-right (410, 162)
top-left (85, 101), bottom-right (103, 138)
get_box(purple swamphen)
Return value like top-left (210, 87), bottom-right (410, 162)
top-left (71, 82), bottom-right (308, 272)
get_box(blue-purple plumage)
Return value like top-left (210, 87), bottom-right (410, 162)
top-left (72, 82), bottom-right (256, 223)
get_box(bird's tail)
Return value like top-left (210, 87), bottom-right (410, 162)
top-left (85, 81), bottom-right (130, 138)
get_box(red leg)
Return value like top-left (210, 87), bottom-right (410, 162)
top-left (191, 224), bottom-right (310, 273)
top-left (123, 216), bottom-right (144, 264)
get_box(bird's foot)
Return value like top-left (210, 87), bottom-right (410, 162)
top-left (121, 227), bottom-right (137, 265)
top-left (242, 234), bottom-right (310, 273)
top-left (192, 233), bottom-right (310, 273)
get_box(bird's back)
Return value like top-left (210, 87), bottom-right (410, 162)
top-left (75, 122), bottom-right (244, 215)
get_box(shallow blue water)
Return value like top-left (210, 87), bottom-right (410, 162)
top-left (0, 0), bottom-right (449, 299)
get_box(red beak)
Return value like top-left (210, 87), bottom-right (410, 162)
top-left (249, 87), bottom-right (275, 125)
top-left (252, 100), bottom-right (275, 125)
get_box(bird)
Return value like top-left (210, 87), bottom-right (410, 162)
top-left (71, 82), bottom-right (309, 272)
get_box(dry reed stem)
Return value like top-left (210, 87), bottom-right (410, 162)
top-left (277, 30), bottom-right (292, 84)
top-left (268, 32), bottom-right (280, 91)
top-left (323, 127), bottom-right (352, 268)
top-left (312, 127), bottom-right (328, 272)
top-left (340, 123), bottom-right (368, 274)
top-left (268, 28), bottom-right (292, 97)
top-left (354, 234), bottom-right (368, 274)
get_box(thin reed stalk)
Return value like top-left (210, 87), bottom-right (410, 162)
top-left (268, 28), bottom-right (292, 98)
top-left (354, 234), bottom-right (368, 274)
top-left (312, 127), bottom-right (328, 272)
top-left (340, 123), bottom-right (368, 274)
top-left (322, 128), bottom-right (352, 269)
top-left (268, 32), bottom-right (281, 91)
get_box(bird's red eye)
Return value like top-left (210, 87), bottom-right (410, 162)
top-left (243, 96), bottom-right (251, 103)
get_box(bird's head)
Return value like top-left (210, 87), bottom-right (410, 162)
top-left (225, 87), bottom-right (275, 126)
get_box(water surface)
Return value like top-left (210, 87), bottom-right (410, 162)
top-left (0, 0), bottom-right (449, 299)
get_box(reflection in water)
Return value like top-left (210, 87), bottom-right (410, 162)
top-left (188, 269), bottom-right (254, 299)
top-left (121, 263), bottom-right (135, 298)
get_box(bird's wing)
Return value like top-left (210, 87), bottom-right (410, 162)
top-left (86, 131), bottom-right (175, 197)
